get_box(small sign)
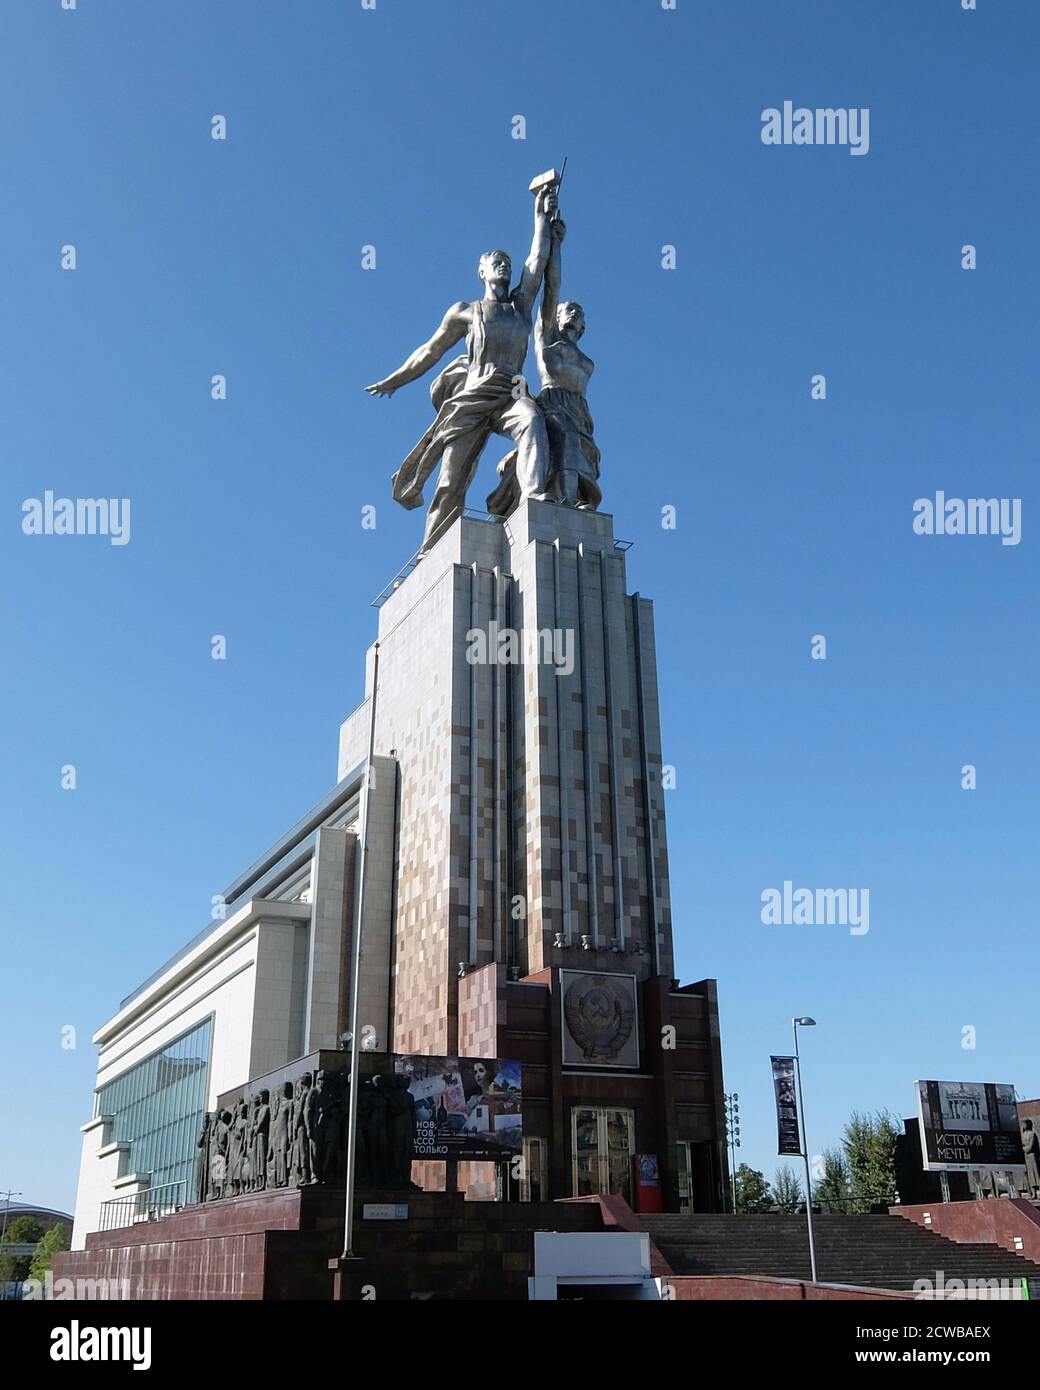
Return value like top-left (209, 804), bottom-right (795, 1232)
top-left (362, 1203), bottom-right (409, 1221)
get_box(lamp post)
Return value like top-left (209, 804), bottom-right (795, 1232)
top-left (723, 1093), bottom-right (740, 1212)
top-left (0, 1190), bottom-right (22, 1246)
top-left (792, 1017), bottom-right (818, 1283)
top-left (338, 643), bottom-right (380, 1276)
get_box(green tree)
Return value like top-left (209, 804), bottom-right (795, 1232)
top-left (0, 1249), bottom-right (29, 1284)
top-left (842, 1110), bottom-right (899, 1212)
top-left (2, 1215), bottom-right (45, 1245)
top-left (772, 1163), bottom-right (804, 1213)
top-left (813, 1147), bottom-right (853, 1212)
top-left (734, 1163), bottom-right (774, 1213)
top-left (28, 1224), bottom-right (69, 1284)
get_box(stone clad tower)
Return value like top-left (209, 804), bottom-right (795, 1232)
top-left (339, 500), bottom-right (673, 1048)
top-left (338, 499), bottom-right (725, 1209)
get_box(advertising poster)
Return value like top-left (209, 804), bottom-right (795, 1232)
top-left (395, 1056), bottom-right (522, 1160)
top-left (915, 1079), bottom-right (1026, 1173)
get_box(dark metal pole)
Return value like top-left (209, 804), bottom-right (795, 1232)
top-left (793, 1020), bottom-right (818, 1282)
top-left (0, 1190), bottom-right (22, 1247)
top-left (340, 644), bottom-right (380, 1259)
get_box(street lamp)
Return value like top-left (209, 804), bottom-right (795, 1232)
top-left (338, 642), bottom-right (381, 1285)
top-left (0, 1190), bottom-right (23, 1247)
top-left (792, 1017), bottom-right (818, 1283)
top-left (723, 1093), bottom-right (741, 1212)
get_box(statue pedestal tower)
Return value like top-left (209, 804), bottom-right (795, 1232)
top-left (338, 500), bottom-right (726, 1209)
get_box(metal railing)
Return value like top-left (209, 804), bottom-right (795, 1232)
top-left (98, 1180), bottom-right (187, 1233)
top-left (760, 1195), bottom-right (899, 1215)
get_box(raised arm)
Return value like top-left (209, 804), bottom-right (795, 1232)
top-left (535, 217), bottom-right (564, 377)
top-left (514, 185), bottom-right (556, 314)
top-left (365, 302), bottom-right (470, 397)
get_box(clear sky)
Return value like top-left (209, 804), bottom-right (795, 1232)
top-left (1, 0), bottom-right (1036, 1213)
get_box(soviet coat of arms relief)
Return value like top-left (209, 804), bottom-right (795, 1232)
top-left (560, 972), bottom-right (639, 1068)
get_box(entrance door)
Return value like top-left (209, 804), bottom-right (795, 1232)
top-left (571, 1107), bottom-right (634, 1201)
top-left (500, 1136), bottom-right (548, 1203)
top-left (676, 1141), bottom-right (693, 1212)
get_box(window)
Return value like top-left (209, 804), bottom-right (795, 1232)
top-left (95, 1018), bottom-right (213, 1200)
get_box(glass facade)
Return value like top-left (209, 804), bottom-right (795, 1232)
top-left (95, 1018), bottom-right (213, 1200)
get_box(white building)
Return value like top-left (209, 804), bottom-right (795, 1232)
top-left (70, 767), bottom-right (380, 1247)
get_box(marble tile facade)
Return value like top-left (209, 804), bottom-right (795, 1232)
top-left (339, 500), bottom-right (676, 1056)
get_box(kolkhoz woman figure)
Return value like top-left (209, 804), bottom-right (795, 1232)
top-left (488, 214), bottom-right (601, 514)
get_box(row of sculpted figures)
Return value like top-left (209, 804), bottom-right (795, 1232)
top-left (194, 1069), bottom-right (417, 1202)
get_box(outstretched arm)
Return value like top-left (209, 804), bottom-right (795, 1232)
top-left (514, 186), bottom-right (556, 314)
top-left (366, 302), bottom-right (469, 396)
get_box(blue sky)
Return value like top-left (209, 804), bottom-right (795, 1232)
top-left (1, 0), bottom-right (1036, 1213)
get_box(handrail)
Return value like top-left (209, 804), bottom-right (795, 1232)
top-left (97, 1180), bottom-right (187, 1233)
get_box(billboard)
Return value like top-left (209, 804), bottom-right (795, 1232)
top-left (915, 1079), bottom-right (1026, 1173)
top-left (771, 1056), bottom-right (802, 1156)
top-left (395, 1056), bottom-right (522, 1160)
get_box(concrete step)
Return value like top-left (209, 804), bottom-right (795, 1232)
top-left (638, 1212), bottom-right (1040, 1286)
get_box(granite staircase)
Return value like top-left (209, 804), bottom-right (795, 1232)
top-left (638, 1213), bottom-right (1040, 1292)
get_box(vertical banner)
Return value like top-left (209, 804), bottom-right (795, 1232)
top-left (771, 1056), bottom-right (802, 1156)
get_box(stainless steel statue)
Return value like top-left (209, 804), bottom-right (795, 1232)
top-left (487, 213), bottom-right (600, 515)
top-left (367, 172), bottom-right (599, 553)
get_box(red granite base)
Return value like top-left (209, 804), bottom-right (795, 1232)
top-left (891, 1198), bottom-right (1040, 1263)
top-left (54, 1188), bottom-right (604, 1300)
